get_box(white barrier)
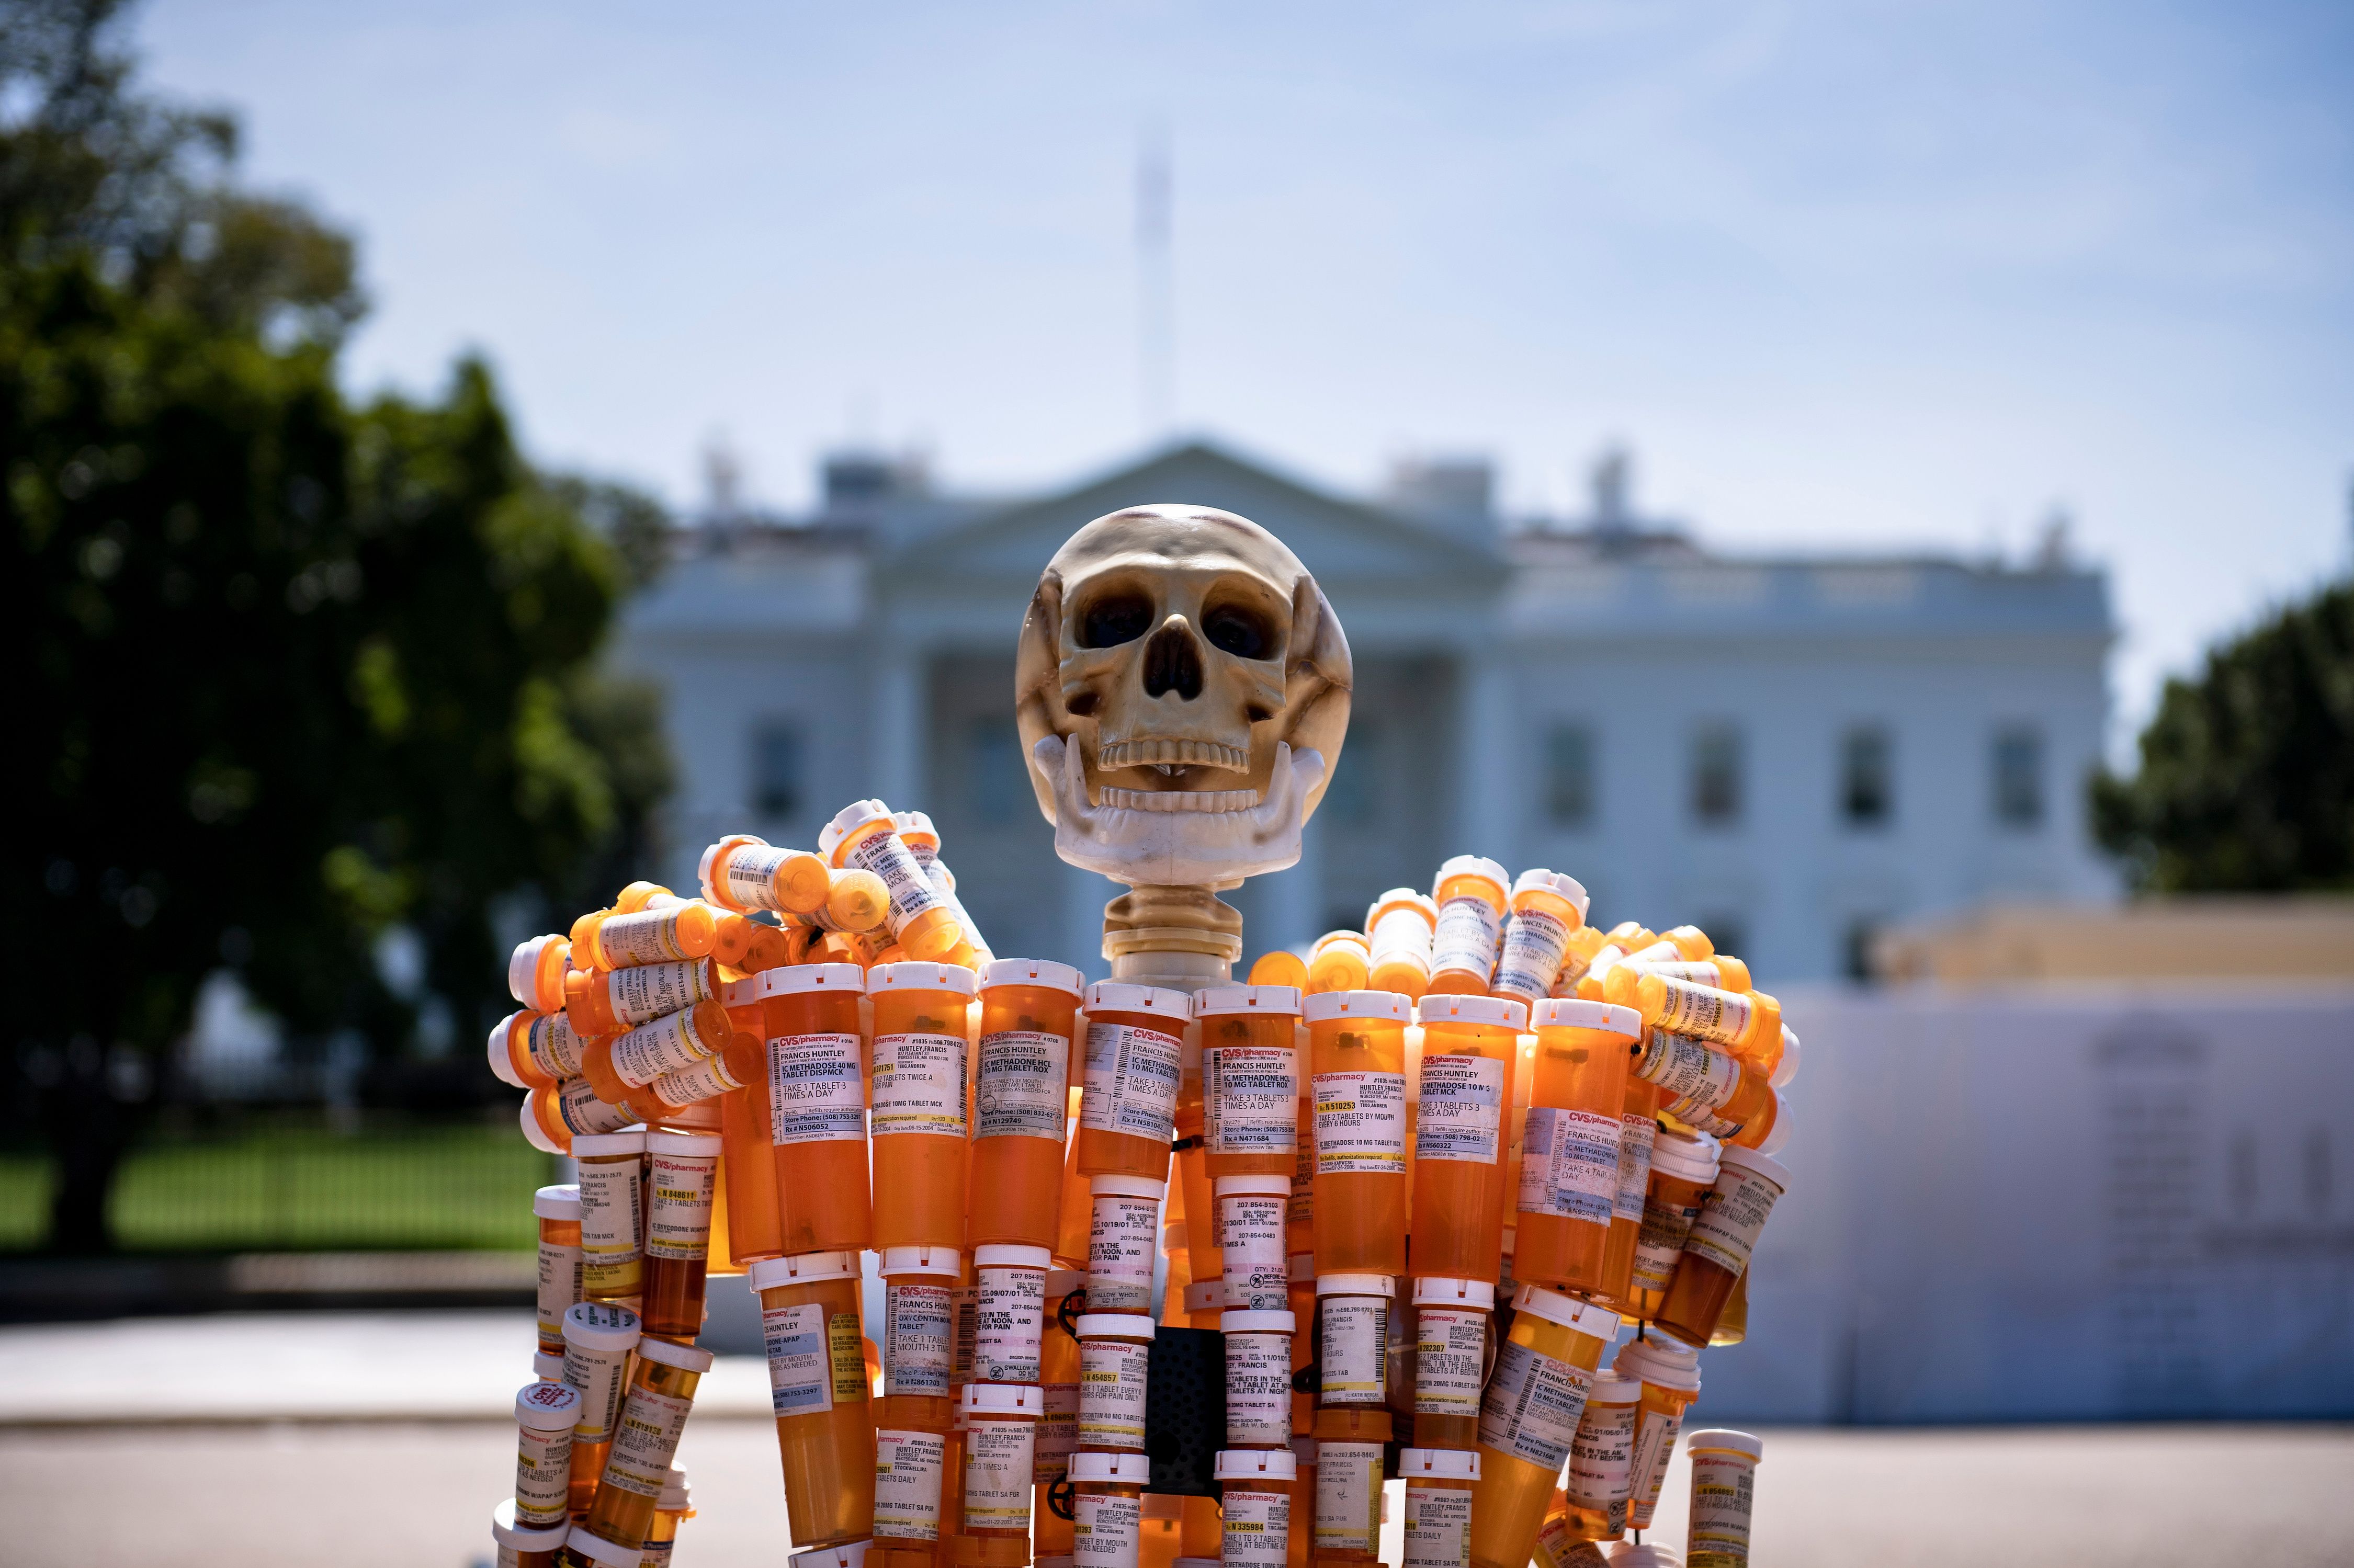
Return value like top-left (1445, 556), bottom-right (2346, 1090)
top-left (1700, 983), bottom-right (2354, 1422)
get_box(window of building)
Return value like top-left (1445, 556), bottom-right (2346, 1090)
top-left (1843, 916), bottom-right (1881, 983)
top-left (751, 722), bottom-right (803, 820)
top-left (1320, 720), bottom-right (1380, 826)
top-left (969, 718), bottom-right (1025, 824)
top-left (1690, 722), bottom-right (1743, 827)
top-left (1992, 724), bottom-right (2044, 828)
top-left (1545, 722), bottom-right (1597, 828)
top-left (1841, 725), bottom-right (1893, 828)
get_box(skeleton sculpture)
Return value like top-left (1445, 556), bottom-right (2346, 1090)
top-left (1016, 503), bottom-right (1351, 986)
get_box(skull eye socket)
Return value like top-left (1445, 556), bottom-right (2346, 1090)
top-left (1203, 604), bottom-right (1274, 660)
top-left (1079, 592), bottom-right (1155, 649)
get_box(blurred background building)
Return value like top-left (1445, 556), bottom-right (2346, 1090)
top-left (622, 440), bottom-right (2118, 978)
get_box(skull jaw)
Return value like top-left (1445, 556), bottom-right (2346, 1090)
top-left (1034, 734), bottom-right (1326, 887)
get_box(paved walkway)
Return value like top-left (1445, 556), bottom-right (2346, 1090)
top-left (1, 1313), bottom-right (2347, 1567)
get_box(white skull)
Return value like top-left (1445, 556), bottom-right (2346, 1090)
top-left (1016, 504), bottom-right (1352, 885)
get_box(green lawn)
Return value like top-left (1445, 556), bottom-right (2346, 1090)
top-left (0, 1121), bottom-right (553, 1253)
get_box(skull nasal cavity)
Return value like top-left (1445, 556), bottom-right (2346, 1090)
top-left (1142, 621), bottom-right (1204, 700)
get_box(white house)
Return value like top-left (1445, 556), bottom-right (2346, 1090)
top-left (617, 440), bottom-right (2118, 981)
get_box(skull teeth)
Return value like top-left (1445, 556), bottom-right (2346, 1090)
top-left (1096, 787), bottom-right (1264, 814)
top-left (1096, 739), bottom-right (1250, 772)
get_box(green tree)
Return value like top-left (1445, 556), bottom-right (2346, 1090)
top-left (5, 0), bottom-right (671, 1251)
top-left (2091, 576), bottom-right (2354, 891)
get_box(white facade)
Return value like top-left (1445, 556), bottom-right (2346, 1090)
top-left (618, 440), bottom-right (2118, 980)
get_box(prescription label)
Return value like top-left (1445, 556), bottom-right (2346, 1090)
top-left (961, 1419), bottom-right (1035, 1529)
top-left (885, 1282), bottom-right (955, 1398)
top-left (974, 1265), bottom-right (1046, 1383)
top-left (1430, 895), bottom-right (1503, 978)
top-left (1493, 906), bottom-right (1574, 1001)
top-left (1226, 1330), bottom-right (1292, 1442)
top-left (1221, 1490), bottom-right (1291, 1568)
top-left (513, 1425), bottom-right (572, 1525)
top-left (1078, 1337), bottom-right (1150, 1448)
top-left (1314, 1071), bottom-right (1407, 1174)
top-left (1683, 1162), bottom-right (1787, 1277)
top-left (1087, 1194), bottom-right (1160, 1312)
top-left (976, 1029), bottom-right (1070, 1140)
top-left (553, 1075), bottom-right (632, 1139)
top-left (722, 844), bottom-right (799, 913)
top-left (536, 1239), bottom-right (582, 1343)
top-left (1654, 980), bottom-right (1754, 1044)
top-left (523, 1011), bottom-right (586, 1080)
top-left (1289, 1133), bottom-right (1316, 1228)
top-left (1036, 1380), bottom-right (1079, 1479)
top-left (597, 908), bottom-right (693, 966)
top-left (606, 958), bottom-right (711, 1028)
top-left (575, 1158), bottom-right (643, 1294)
top-left (764, 1301), bottom-right (834, 1416)
top-left (1478, 1339), bottom-right (1592, 1471)
top-left (951, 1286), bottom-right (978, 1385)
top-left (1687, 1451), bottom-right (1756, 1568)
top-left (874, 1427), bottom-right (947, 1541)
top-left (1413, 1306), bottom-right (1488, 1417)
top-left (769, 1032), bottom-right (865, 1144)
top-left (1205, 1043), bottom-right (1298, 1155)
top-left (1612, 1115), bottom-right (1657, 1225)
top-left (612, 1008), bottom-right (711, 1086)
top-left (1632, 1193), bottom-right (1705, 1295)
top-left (1319, 1296), bottom-right (1388, 1404)
top-left (1074, 1491), bottom-right (1143, 1568)
top-left (1627, 1407), bottom-right (1686, 1528)
top-left (1565, 1394), bottom-right (1637, 1530)
top-left (1080, 1022), bottom-right (1183, 1144)
top-left (872, 1031), bottom-right (968, 1138)
top-left (1518, 1106), bottom-right (1619, 1224)
top-left (563, 1338), bottom-right (631, 1440)
top-left (1404, 1483), bottom-right (1472, 1568)
top-left (828, 1310), bottom-right (866, 1403)
top-left (1636, 1030), bottom-right (1739, 1111)
top-left (1418, 1053), bottom-right (1506, 1164)
top-left (643, 1149), bottom-right (718, 1260)
top-left (1219, 1194), bottom-right (1289, 1310)
top-left (1534, 1513), bottom-right (1612, 1568)
top-left (603, 1385), bottom-right (693, 1497)
top-left (1315, 1439), bottom-right (1385, 1552)
top-left (842, 829), bottom-right (945, 925)
top-left (653, 1050), bottom-right (741, 1108)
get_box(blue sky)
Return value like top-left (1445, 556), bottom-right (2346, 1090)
top-left (142, 1), bottom-right (2353, 743)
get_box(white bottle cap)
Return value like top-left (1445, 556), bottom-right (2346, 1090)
top-left (1397, 1447), bottom-right (1481, 1480)
top-left (1531, 999), bottom-right (1644, 1038)
top-left (1213, 1173), bottom-right (1293, 1199)
top-left (1410, 1277), bottom-right (1495, 1310)
top-left (1214, 1448), bottom-right (1298, 1482)
top-left (533, 1184), bottom-right (582, 1222)
top-left (636, 1335), bottom-right (715, 1373)
top-left (789, 1541), bottom-right (872, 1568)
top-left (487, 1013), bottom-right (528, 1089)
top-left (1085, 981), bottom-right (1193, 1023)
top-left (1509, 869), bottom-right (1591, 922)
top-left (1366, 889), bottom-right (1439, 929)
top-left (1770, 1028), bottom-right (1801, 1088)
top-left (748, 1252), bottom-right (861, 1289)
top-left (752, 963), bottom-right (867, 997)
top-left (1416, 993), bottom-right (1527, 1030)
top-left (819, 798), bottom-right (896, 860)
top-left (508, 934), bottom-right (565, 1008)
top-left (533, 1351), bottom-right (566, 1381)
top-left (696, 832), bottom-right (765, 908)
top-left (869, 961), bottom-right (978, 997)
top-left (1302, 990), bottom-right (1410, 1024)
top-left (1610, 1336), bottom-right (1701, 1393)
top-left (514, 1378), bottom-right (583, 1431)
top-left (572, 1129), bottom-right (648, 1158)
top-left (1431, 855), bottom-right (1510, 899)
top-left (1714, 1144), bottom-right (1791, 1193)
top-left (981, 957), bottom-right (1087, 998)
top-left (1756, 1090), bottom-right (1793, 1156)
top-left (1069, 1450), bottom-right (1152, 1484)
top-left (1074, 1312), bottom-right (1157, 1339)
top-left (491, 1499), bottom-right (571, 1552)
top-left (1192, 984), bottom-right (1305, 1017)
top-left (1648, 1131), bottom-right (1722, 1185)
top-left (1315, 1274), bottom-right (1396, 1298)
top-left (561, 1301), bottom-right (642, 1351)
top-left (1606, 1549), bottom-right (1681, 1567)
top-left (1684, 1428), bottom-right (1766, 1461)
top-left (1510, 1283), bottom-right (1622, 1340)
top-left (1220, 1309), bottom-right (1297, 1334)
top-left (879, 1245), bottom-right (963, 1279)
top-left (975, 1244), bottom-right (1054, 1271)
top-left (1090, 1174), bottom-right (1167, 1201)
top-left (893, 811), bottom-right (939, 846)
top-left (647, 1130), bottom-right (724, 1157)
top-left (658, 1466), bottom-right (691, 1511)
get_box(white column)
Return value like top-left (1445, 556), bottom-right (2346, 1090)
top-left (1454, 651), bottom-right (1518, 868)
top-left (872, 648), bottom-right (921, 809)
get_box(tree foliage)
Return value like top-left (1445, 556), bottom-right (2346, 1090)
top-left (5, 0), bottom-right (672, 1249)
top-left (2092, 577), bottom-right (2354, 892)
